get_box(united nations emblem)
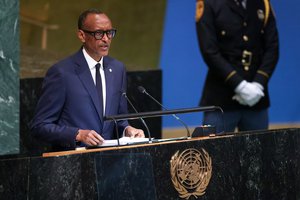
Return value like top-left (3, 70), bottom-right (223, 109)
top-left (170, 148), bottom-right (212, 199)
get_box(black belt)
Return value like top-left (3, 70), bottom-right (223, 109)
top-left (223, 51), bottom-right (262, 71)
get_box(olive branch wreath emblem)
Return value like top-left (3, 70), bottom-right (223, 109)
top-left (170, 148), bottom-right (212, 199)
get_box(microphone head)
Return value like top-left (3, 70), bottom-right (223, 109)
top-left (120, 90), bottom-right (127, 97)
top-left (138, 86), bottom-right (146, 94)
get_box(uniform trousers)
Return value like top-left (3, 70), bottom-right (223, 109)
top-left (203, 108), bottom-right (269, 134)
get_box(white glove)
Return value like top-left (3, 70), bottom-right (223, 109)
top-left (233, 81), bottom-right (264, 107)
top-left (232, 94), bottom-right (247, 105)
top-left (252, 82), bottom-right (264, 91)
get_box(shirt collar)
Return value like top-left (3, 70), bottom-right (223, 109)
top-left (82, 47), bottom-right (104, 70)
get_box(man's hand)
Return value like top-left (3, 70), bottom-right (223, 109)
top-left (125, 126), bottom-right (145, 138)
top-left (76, 129), bottom-right (104, 146)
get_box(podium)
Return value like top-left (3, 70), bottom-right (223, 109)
top-left (1, 128), bottom-right (300, 200)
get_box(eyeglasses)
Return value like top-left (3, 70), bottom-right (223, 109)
top-left (81, 29), bottom-right (117, 40)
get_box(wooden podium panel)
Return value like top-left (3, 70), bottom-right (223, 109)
top-left (1, 128), bottom-right (300, 200)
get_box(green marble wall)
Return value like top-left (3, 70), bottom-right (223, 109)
top-left (0, 0), bottom-right (20, 155)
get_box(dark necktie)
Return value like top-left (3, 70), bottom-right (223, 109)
top-left (95, 63), bottom-right (103, 116)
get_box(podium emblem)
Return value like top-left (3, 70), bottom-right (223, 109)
top-left (170, 148), bottom-right (212, 199)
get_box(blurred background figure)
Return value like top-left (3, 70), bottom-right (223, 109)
top-left (195, 0), bottom-right (279, 133)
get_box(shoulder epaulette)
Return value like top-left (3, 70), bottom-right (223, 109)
top-left (195, 0), bottom-right (205, 22)
top-left (263, 0), bottom-right (270, 26)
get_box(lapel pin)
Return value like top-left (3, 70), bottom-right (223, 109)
top-left (109, 68), bottom-right (112, 72)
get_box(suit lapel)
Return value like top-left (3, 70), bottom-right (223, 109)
top-left (103, 56), bottom-right (114, 117)
top-left (73, 50), bottom-right (103, 122)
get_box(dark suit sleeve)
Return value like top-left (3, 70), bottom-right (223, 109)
top-left (116, 64), bottom-right (129, 134)
top-left (30, 65), bottom-right (78, 148)
top-left (196, 1), bottom-right (244, 89)
top-left (253, 3), bottom-right (279, 87)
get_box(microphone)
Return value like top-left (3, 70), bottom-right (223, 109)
top-left (137, 86), bottom-right (191, 138)
top-left (121, 92), bottom-right (152, 142)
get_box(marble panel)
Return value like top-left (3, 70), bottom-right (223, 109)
top-left (28, 154), bottom-right (97, 200)
top-left (0, 0), bottom-right (19, 155)
top-left (1, 128), bottom-right (300, 199)
top-left (0, 157), bottom-right (28, 200)
top-left (95, 153), bottom-right (156, 199)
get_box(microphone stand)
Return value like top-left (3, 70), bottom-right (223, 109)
top-left (104, 106), bottom-right (222, 143)
top-left (138, 86), bottom-right (191, 138)
top-left (111, 117), bottom-right (120, 146)
top-left (123, 92), bottom-right (152, 143)
top-left (104, 106), bottom-right (219, 122)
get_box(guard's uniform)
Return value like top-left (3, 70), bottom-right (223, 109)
top-left (196, 0), bottom-right (279, 111)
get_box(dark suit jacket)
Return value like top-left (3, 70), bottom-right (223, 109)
top-left (30, 49), bottom-right (129, 149)
top-left (196, 0), bottom-right (279, 110)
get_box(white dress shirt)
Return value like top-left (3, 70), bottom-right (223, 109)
top-left (82, 48), bottom-right (107, 115)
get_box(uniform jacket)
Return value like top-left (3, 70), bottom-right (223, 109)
top-left (196, 0), bottom-right (279, 110)
top-left (30, 49), bottom-right (129, 149)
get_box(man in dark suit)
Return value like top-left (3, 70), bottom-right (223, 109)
top-left (195, 0), bottom-right (279, 133)
top-left (30, 9), bottom-right (144, 150)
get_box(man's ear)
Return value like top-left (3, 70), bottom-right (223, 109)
top-left (77, 30), bottom-right (85, 43)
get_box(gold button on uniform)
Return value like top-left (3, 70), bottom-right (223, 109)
top-left (243, 35), bottom-right (249, 41)
top-left (243, 22), bottom-right (247, 27)
top-left (244, 66), bottom-right (249, 71)
top-left (221, 30), bottom-right (226, 36)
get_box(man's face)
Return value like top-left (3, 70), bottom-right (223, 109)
top-left (78, 13), bottom-right (113, 61)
